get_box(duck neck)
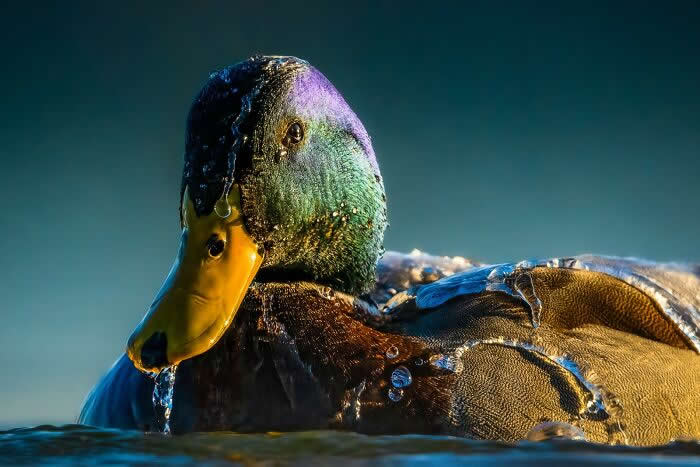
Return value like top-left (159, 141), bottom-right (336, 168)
top-left (181, 281), bottom-right (386, 431)
top-left (239, 152), bottom-right (388, 296)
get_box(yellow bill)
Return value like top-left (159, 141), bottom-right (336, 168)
top-left (127, 185), bottom-right (263, 372)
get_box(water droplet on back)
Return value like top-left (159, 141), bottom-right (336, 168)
top-left (388, 387), bottom-right (404, 402)
top-left (586, 399), bottom-right (603, 414)
top-left (428, 354), bottom-right (462, 373)
top-left (513, 272), bottom-right (543, 328)
top-left (391, 366), bottom-right (412, 388)
top-left (385, 345), bottom-right (399, 359)
top-left (319, 287), bottom-right (335, 300)
top-left (456, 337), bottom-right (612, 418)
top-left (526, 421), bottom-right (585, 442)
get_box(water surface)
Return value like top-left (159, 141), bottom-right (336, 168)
top-left (1, 425), bottom-right (699, 466)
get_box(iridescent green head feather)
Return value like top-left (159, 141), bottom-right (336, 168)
top-left (185, 56), bottom-right (387, 295)
top-left (127, 56), bottom-right (387, 371)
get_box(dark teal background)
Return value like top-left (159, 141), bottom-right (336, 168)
top-left (1, 2), bottom-right (698, 426)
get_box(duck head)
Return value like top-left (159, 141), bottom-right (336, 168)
top-left (127, 56), bottom-right (387, 372)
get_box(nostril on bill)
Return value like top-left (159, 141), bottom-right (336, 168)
top-left (141, 332), bottom-right (169, 369)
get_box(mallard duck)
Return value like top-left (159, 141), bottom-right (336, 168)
top-left (79, 56), bottom-right (700, 445)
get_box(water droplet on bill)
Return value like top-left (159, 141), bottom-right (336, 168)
top-left (152, 364), bottom-right (178, 434)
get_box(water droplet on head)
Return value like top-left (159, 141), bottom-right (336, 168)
top-left (388, 387), bottom-right (404, 402)
top-left (391, 365), bottom-right (413, 388)
top-left (332, 211), bottom-right (339, 217)
top-left (414, 358), bottom-right (424, 366)
top-left (214, 198), bottom-right (231, 218)
top-left (385, 345), bottom-right (399, 359)
top-left (213, 187), bottom-right (232, 218)
top-left (352, 207), bottom-right (358, 214)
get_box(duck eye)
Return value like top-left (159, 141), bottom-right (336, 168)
top-left (207, 235), bottom-right (226, 257)
top-left (283, 122), bottom-right (304, 146)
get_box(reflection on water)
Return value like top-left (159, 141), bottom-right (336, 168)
top-left (1, 425), bottom-right (698, 466)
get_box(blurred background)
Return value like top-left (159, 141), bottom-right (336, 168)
top-left (0, 1), bottom-right (698, 427)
